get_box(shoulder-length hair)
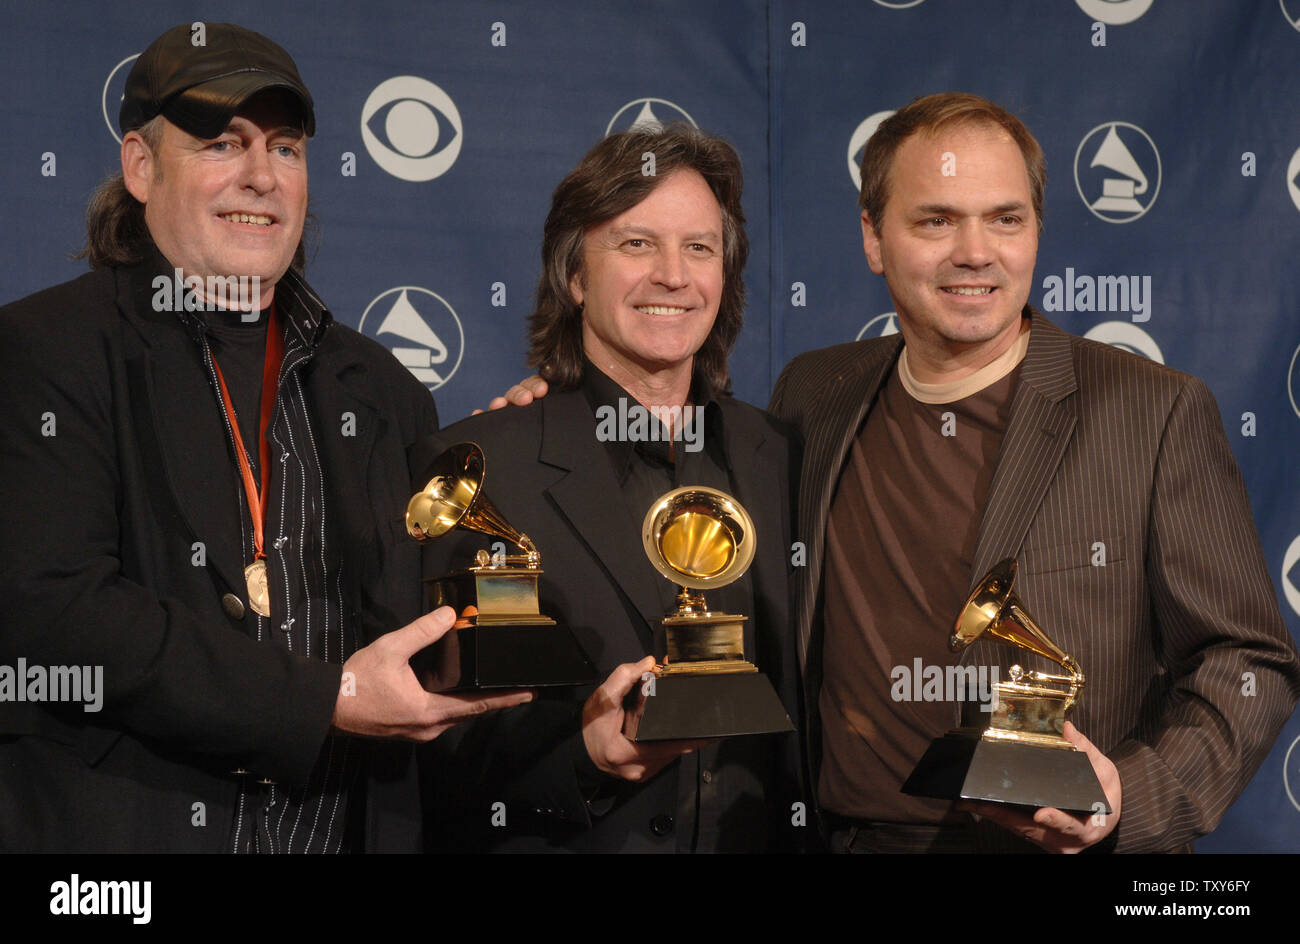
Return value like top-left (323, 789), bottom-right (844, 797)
top-left (527, 123), bottom-right (748, 395)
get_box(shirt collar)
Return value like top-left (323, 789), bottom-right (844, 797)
top-left (898, 317), bottom-right (1030, 404)
top-left (143, 244), bottom-right (332, 352)
top-left (581, 359), bottom-right (720, 412)
top-left (270, 266), bottom-right (333, 351)
top-left (580, 359), bottom-right (727, 474)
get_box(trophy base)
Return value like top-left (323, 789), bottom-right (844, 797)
top-left (623, 671), bottom-right (794, 742)
top-left (902, 729), bottom-right (1111, 815)
top-left (412, 624), bottom-right (597, 692)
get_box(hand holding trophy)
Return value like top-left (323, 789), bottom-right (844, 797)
top-left (622, 486), bottom-right (794, 742)
top-left (903, 558), bottom-right (1111, 814)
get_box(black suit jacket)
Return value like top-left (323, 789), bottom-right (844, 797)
top-left (415, 387), bottom-right (803, 852)
top-left (769, 311), bottom-right (1300, 852)
top-left (0, 258), bottom-right (438, 851)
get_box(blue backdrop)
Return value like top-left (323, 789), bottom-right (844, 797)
top-left (2, 0), bottom-right (1296, 852)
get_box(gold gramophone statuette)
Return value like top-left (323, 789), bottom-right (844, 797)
top-left (623, 486), bottom-right (793, 741)
top-left (950, 558), bottom-right (1084, 750)
top-left (902, 557), bottom-right (1110, 814)
top-left (405, 442), bottom-right (594, 689)
top-left (644, 487), bottom-right (758, 675)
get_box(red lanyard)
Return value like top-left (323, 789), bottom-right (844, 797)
top-left (209, 305), bottom-right (285, 564)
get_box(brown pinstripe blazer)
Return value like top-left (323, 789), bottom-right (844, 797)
top-left (768, 309), bottom-right (1300, 852)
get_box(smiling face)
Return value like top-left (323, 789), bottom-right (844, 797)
top-left (122, 91), bottom-right (307, 307)
top-left (863, 122), bottom-right (1038, 373)
top-left (570, 169), bottom-right (724, 388)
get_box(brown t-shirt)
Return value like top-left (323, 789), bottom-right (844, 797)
top-left (818, 355), bottom-right (1021, 823)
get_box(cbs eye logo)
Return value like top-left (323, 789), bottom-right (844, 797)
top-left (1082, 322), bottom-right (1164, 363)
top-left (102, 53), bottom-right (141, 144)
top-left (361, 76), bottom-right (463, 182)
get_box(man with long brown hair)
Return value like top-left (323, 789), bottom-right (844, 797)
top-left (420, 124), bottom-right (801, 852)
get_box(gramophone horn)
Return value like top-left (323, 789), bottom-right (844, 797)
top-left (642, 486), bottom-right (756, 591)
top-left (406, 441), bottom-right (535, 553)
top-left (951, 558), bottom-right (1080, 681)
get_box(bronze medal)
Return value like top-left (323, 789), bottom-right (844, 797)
top-left (245, 559), bottom-right (270, 617)
top-left (212, 307), bottom-right (283, 624)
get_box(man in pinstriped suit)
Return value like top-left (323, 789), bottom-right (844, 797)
top-left (767, 92), bottom-right (1300, 853)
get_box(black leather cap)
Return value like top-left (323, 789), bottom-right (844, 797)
top-left (119, 23), bottom-right (315, 139)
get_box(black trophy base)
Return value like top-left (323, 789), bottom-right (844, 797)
top-left (412, 624), bottom-right (596, 692)
top-left (623, 672), bottom-right (795, 742)
top-left (902, 729), bottom-right (1110, 815)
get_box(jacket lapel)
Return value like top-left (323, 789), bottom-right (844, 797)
top-left (796, 336), bottom-right (902, 669)
top-left (116, 260), bottom-right (383, 615)
top-left (719, 401), bottom-right (767, 525)
top-left (117, 263), bottom-right (248, 599)
top-left (300, 336), bottom-right (382, 613)
top-left (538, 391), bottom-right (664, 650)
top-left (969, 313), bottom-right (1079, 584)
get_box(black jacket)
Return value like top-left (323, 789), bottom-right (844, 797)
top-left (0, 257), bottom-right (438, 851)
top-left (416, 387), bottom-right (805, 852)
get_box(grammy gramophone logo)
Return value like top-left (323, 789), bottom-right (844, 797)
top-left (360, 286), bottom-right (464, 391)
top-left (1074, 121), bottom-right (1162, 223)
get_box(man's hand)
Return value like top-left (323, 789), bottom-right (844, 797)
top-left (332, 606), bottom-right (533, 741)
top-left (474, 375), bottom-right (548, 414)
top-left (582, 657), bottom-right (712, 782)
top-left (958, 722), bottom-right (1122, 853)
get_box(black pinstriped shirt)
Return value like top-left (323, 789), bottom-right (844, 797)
top-left (178, 268), bottom-right (359, 853)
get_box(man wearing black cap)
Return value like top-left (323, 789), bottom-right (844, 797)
top-left (0, 22), bottom-right (530, 852)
